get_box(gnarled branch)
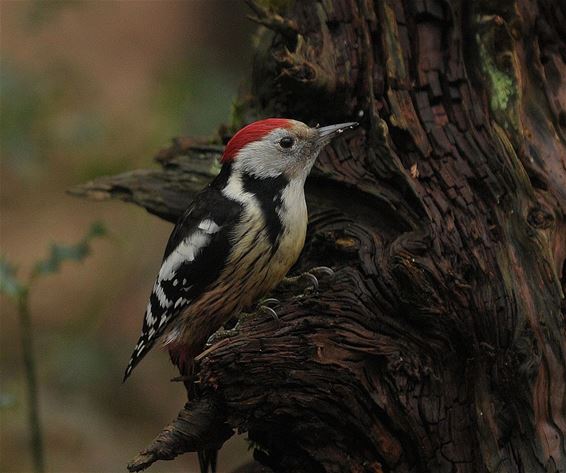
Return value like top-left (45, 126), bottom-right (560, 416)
top-left (127, 398), bottom-right (232, 472)
top-left (68, 141), bottom-right (222, 223)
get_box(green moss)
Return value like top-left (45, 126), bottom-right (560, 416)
top-left (474, 17), bottom-right (522, 136)
top-left (478, 40), bottom-right (515, 112)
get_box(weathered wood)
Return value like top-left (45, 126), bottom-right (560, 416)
top-left (74, 0), bottom-right (566, 472)
top-left (68, 139), bottom-right (222, 222)
top-left (126, 398), bottom-right (231, 472)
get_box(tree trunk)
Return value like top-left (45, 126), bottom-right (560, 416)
top-left (72, 0), bottom-right (566, 472)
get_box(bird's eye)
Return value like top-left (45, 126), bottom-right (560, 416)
top-left (279, 137), bottom-right (294, 149)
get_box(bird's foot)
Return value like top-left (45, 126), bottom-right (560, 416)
top-left (280, 266), bottom-right (334, 294)
top-left (260, 297), bottom-right (280, 307)
top-left (205, 324), bottom-right (242, 346)
top-left (239, 303), bottom-right (280, 325)
top-left (257, 305), bottom-right (280, 326)
top-left (205, 304), bottom-right (280, 347)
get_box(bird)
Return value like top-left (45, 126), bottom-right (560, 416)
top-left (123, 118), bottom-right (358, 472)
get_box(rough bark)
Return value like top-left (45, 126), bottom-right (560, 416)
top-left (73, 0), bottom-right (566, 472)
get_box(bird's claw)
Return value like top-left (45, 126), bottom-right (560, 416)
top-left (281, 266), bottom-right (334, 294)
top-left (258, 305), bottom-right (280, 326)
top-left (261, 297), bottom-right (280, 307)
top-left (309, 266), bottom-right (335, 280)
top-left (206, 304), bottom-right (280, 347)
top-left (301, 273), bottom-right (319, 291)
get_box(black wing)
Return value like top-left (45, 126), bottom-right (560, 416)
top-left (123, 171), bottom-right (241, 380)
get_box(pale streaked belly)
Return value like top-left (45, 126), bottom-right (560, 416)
top-left (165, 206), bottom-right (307, 355)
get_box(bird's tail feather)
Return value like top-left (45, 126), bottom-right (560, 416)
top-left (198, 448), bottom-right (218, 473)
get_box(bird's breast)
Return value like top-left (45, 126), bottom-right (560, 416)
top-left (231, 191), bottom-right (307, 304)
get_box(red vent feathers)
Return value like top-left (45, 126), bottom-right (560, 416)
top-left (221, 118), bottom-right (292, 163)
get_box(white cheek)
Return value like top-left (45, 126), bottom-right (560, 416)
top-left (233, 138), bottom-right (287, 178)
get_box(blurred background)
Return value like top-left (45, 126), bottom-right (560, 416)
top-left (0, 1), bottom-right (255, 471)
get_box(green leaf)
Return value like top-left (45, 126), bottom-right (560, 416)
top-left (33, 242), bottom-right (89, 275)
top-left (0, 258), bottom-right (24, 298)
top-left (32, 221), bottom-right (107, 277)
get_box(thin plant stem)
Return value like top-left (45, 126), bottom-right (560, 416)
top-left (18, 288), bottom-right (45, 473)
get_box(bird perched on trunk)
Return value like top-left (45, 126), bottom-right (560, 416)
top-left (123, 118), bottom-right (357, 471)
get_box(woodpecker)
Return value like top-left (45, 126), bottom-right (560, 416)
top-left (124, 118), bottom-right (357, 471)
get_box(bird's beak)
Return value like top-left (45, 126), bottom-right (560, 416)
top-left (316, 122), bottom-right (359, 146)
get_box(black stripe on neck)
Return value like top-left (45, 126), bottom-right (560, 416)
top-left (241, 172), bottom-right (289, 248)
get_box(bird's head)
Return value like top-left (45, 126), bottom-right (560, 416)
top-left (221, 118), bottom-right (358, 181)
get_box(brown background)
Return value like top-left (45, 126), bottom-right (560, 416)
top-left (0, 1), bottom-right (254, 471)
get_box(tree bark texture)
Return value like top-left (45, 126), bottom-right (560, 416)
top-left (73, 0), bottom-right (566, 472)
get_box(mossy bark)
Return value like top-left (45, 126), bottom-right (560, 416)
top-left (74, 0), bottom-right (566, 471)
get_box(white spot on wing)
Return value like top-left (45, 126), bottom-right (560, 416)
top-left (198, 219), bottom-right (220, 234)
top-left (153, 283), bottom-right (170, 308)
top-left (158, 232), bottom-right (210, 281)
top-left (145, 302), bottom-right (156, 327)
